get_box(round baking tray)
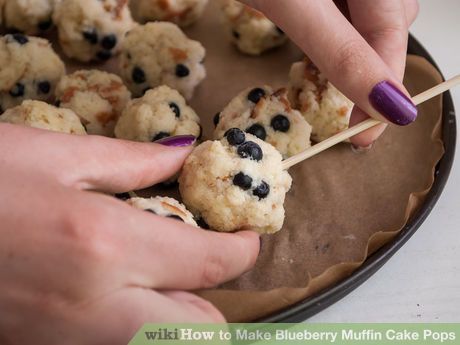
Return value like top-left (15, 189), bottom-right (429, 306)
top-left (258, 34), bottom-right (457, 323)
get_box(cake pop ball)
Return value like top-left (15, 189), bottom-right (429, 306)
top-left (2, 0), bottom-right (55, 35)
top-left (213, 86), bottom-right (312, 158)
top-left (127, 196), bottom-right (198, 227)
top-left (288, 59), bottom-right (354, 142)
top-left (179, 130), bottom-right (292, 234)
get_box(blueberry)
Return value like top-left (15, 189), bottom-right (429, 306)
top-left (167, 214), bottom-right (184, 222)
top-left (253, 181), bottom-right (270, 199)
top-left (101, 34), bottom-right (117, 50)
top-left (115, 192), bottom-right (131, 200)
top-left (38, 19), bottom-right (53, 31)
top-left (11, 33), bottom-right (28, 45)
top-left (145, 209), bottom-right (157, 215)
top-left (246, 124), bottom-right (267, 141)
top-left (233, 172), bottom-right (253, 190)
top-left (132, 67), bottom-right (146, 84)
top-left (175, 64), bottom-right (190, 78)
top-left (237, 141), bottom-right (263, 161)
top-left (9, 83), bottom-right (25, 97)
top-left (152, 132), bottom-right (170, 141)
top-left (82, 29), bottom-right (98, 44)
top-left (169, 102), bottom-right (180, 118)
top-left (55, 100), bottom-right (61, 107)
top-left (247, 88), bottom-right (265, 103)
top-left (37, 81), bottom-right (51, 94)
top-left (196, 217), bottom-right (210, 229)
top-left (271, 114), bottom-right (290, 132)
top-left (232, 30), bottom-right (240, 39)
top-left (213, 112), bottom-right (221, 127)
top-left (225, 128), bottom-right (246, 146)
top-left (97, 50), bottom-right (112, 61)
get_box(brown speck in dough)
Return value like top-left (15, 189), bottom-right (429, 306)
top-left (169, 47), bottom-right (188, 62)
top-left (96, 112), bottom-right (117, 125)
top-left (161, 201), bottom-right (187, 217)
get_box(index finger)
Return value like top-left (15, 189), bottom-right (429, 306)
top-left (247, 0), bottom-right (417, 126)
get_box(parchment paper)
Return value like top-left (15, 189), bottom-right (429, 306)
top-left (62, 1), bottom-right (444, 322)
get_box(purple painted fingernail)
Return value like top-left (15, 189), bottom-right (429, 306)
top-left (369, 81), bottom-right (417, 126)
top-left (155, 135), bottom-right (196, 147)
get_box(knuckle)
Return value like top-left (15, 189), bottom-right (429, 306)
top-left (201, 251), bottom-right (227, 288)
top-left (333, 39), bottom-right (369, 78)
top-left (62, 207), bottom-right (118, 265)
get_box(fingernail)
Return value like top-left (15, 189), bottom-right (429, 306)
top-left (351, 143), bottom-right (373, 154)
top-left (369, 81), bottom-right (417, 126)
top-left (155, 135), bottom-right (196, 147)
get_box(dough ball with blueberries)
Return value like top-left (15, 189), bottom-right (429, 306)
top-left (55, 70), bottom-right (131, 136)
top-left (0, 34), bottom-right (65, 112)
top-left (213, 86), bottom-right (312, 158)
top-left (0, 100), bottom-right (86, 135)
top-left (127, 196), bottom-right (198, 227)
top-left (3, 0), bottom-right (55, 35)
top-left (179, 130), bottom-right (292, 234)
top-left (119, 22), bottom-right (206, 99)
top-left (288, 59), bottom-right (354, 142)
top-left (53, 0), bottom-right (135, 62)
top-left (129, 0), bottom-right (208, 28)
top-left (114, 85), bottom-right (201, 142)
top-left (221, 0), bottom-right (287, 56)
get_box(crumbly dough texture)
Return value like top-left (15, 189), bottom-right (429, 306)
top-left (130, 0), bottom-right (208, 28)
top-left (53, 0), bottom-right (134, 62)
top-left (3, 0), bottom-right (55, 35)
top-left (288, 59), bottom-right (354, 142)
top-left (55, 70), bottom-right (131, 136)
top-left (221, 0), bottom-right (287, 56)
top-left (127, 196), bottom-right (198, 226)
top-left (0, 34), bottom-right (65, 112)
top-left (214, 86), bottom-right (312, 158)
top-left (0, 100), bottom-right (86, 134)
top-left (115, 85), bottom-right (200, 142)
top-left (179, 133), bottom-right (292, 234)
top-left (119, 22), bottom-right (206, 99)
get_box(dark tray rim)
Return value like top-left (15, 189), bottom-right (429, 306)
top-left (257, 34), bottom-right (457, 323)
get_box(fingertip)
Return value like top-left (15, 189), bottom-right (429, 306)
top-left (234, 230), bottom-right (261, 266)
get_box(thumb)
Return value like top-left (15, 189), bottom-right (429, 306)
top-left (69, 135), bottom-right (196, 193)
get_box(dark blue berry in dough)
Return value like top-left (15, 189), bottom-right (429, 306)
top-left (152, 132), bottom-right (170, 141)
top-left (38, 19), bottom-right (53, 31)
top-left (246, 124), bottom-right (267, 141)
top-left (37, 81), bottom-right (51, 94)
top-left (169, 102), bottom-right (180, 118)
top-left (225, 128), bottom-right (246, 146)
top-left (237, 141), bottom-right (263, 161)
top-left (213, 112), bottom-right (221, 127)
top-left (233, 172), bottom-right (253, 190)
top-left (167, 214), bottom-right (184, 222)
top-left (247, 88), bottom-right (265, 103)
top-left (232, 30), bottom-right (240, 39)
top-left (101, 34), bottom-right (117, 50)
top-left (271, 114), bottom-right (290, 132)
top-left (132, 67), bottom-right (146, 84)
top-left (83, 29), bottom-right (98, 44)
top-left (115, 193), bottom-right (131, 200)
top-left (11, 33), bottom-right (28, 45)
top-left (253, 181), bottom-right (270, 199)
top-left (9, 83), bottom-right (25, 97)
top-left (97, 50), bottom-right (112, 61)
top-left (175, 64), bottom-right (190, 78)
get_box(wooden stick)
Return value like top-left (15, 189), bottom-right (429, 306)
top-left (282, 74), bottom-right (460, 170)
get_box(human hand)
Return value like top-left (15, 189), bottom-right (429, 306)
top-left (241, 0), bottom-right (419, 147)
top-left (0, 124), bottom-right (260, 345)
